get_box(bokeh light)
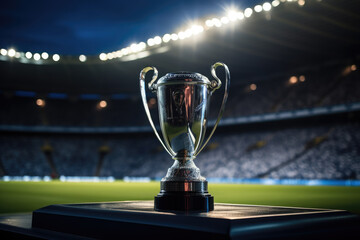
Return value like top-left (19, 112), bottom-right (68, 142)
top-left (36, 99), bottom-right (46, 107)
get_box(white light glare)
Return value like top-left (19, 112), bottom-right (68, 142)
top-left (130, 43), bottom-right (140, 52)
top-left (185, 29), bottom-right (192, 38)
top-left (15, 52), bottom-right (21, 58)
top-left (171, 33), bottom-right (179, 41)
top-left (0, 49), bottom-right (7, 56)
top-left (33, 53), bottom-right (41, 61)
top-left (193, 25), bottom-right (204, 34)
top-left (147, 38), bottom-right (155, 46)
top-left (272, 0), bottom-right (280, 7)
top-left (115, 51), bottom-right (123, 58)
top-left (130, 42), bottom-right (146, 53)
top-left (52, 54), bottom-right (60, 61)
top-left (237, 12), bottom-right (245, 20)
top-left (41, 52), bottom-right (49, 59)
top-left (205, 19), bottom-right (214, 27)
top-left (212, 18), bottom-right (221, 27)
top-left (221, 17), bottom-right (229, 24)
top-left (163, 34), bottom-right (171, 43)
top-left (254, 5), bottom-right (263, 12)
top-left (25, 52), bottom-right (32, 59)
top-left (79, 55), bottom-right (86, 62)
top-left (178, 31), bottom-right (186, 39)
top-left (107, 53), bottom-right (114, 60)
top-left (227, 10), bottom-right (238, 21)
top-left (138, 42), bottom-right (146, 50)
top-left (244, 8), bottom-right (253, 18)
top-left (121, 48), bottom-right (130, 55)
top-left (263, 2), bottom-right (272, 11)
top-left (8, 48), bottom-right (16, 57)
top-left (99, 53), bottom-right (107, 61)
top-left (154, 36), bottom-right (162, 45)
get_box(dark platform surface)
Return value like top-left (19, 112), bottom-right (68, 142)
top-left (1, 201), bottom-right (359, 239)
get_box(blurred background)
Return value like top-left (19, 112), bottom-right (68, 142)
top-left (0, 0), bottom-right (359, 214)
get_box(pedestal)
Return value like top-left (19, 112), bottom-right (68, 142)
top-left (0, 201), bottom-right (359, 239)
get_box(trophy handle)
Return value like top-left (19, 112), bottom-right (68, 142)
top-left (195, 62), bottom-right (230, 156)
top-left (140, 67), bottom-right (175, 156)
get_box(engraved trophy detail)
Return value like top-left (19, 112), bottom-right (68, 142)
top-left (140, 62), bottom-right (230, 211)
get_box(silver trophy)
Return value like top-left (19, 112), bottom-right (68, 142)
top-left (140, 62), bottom-right (230, 211)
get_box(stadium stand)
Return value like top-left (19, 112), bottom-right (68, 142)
top-left (1, 119), bottom-right (359, 180)
top-left (0, 63), bottom-right (359, 181)
top-left (0, 63), bottom-right (359, 127)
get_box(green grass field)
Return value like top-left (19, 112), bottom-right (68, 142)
top-left (1, 181), bottom-right (360, 214)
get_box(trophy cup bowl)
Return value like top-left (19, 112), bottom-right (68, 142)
top-left (140, 62), bottom-right (230, 211)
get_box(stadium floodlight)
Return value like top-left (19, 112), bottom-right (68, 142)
top-left (289, 76), bottom-right (298, 84)
top-left (263, 2), bottom-right (272, 11)
top-left (254, 5), bottom-right (263, 12)
top-left (122, 48), bottom-right (130, 55)
top-left (184, 29), bottom-right (192, 38)
top-left (138, 42), bottom-right (146, 50)
top-left (131, 43), bottom-right (145, 53)
top-left (99, 100), bottom-right (107, 108)
top-left (115, 50), bottom-right (123, 58)
top-left (106, 53), bottom-right (114, 60)
top-left (272, 0), bottom-right (280, 7)
top-left (36, 98), bottom-right (46, 107)
top-left (298, 0), bottom-right (305, 6)
top-left (205, 19), bottom-right (214, 27)
top-left (237, 12), bottom-right (245, 20)
top-left (250, 83), bottom-right (257, 90)
top-left (154, 36), bottom-right (162, 45)
top-left (190, 25), bottom-right (204, 35)
top-left (41, 52), bottom-right (49, 60)
top-left (162, 34), bottom-right (171, 43)
top-left (221, 17), bottom-right (230, 24)
top-left (8, 48), bottom-right (16, 57)
top-left (178, 31), bottom-right (186, 39)
top-left (15, 52), bottom-right (21, 58)
top-left (25, 52), bottom-right (32, 59)
top-left (130, 43), bottom-right (139, 52)
top-left (79, 55), bottom-right (86, 62)
top-left (147, 38), bottom-right (155, 46)
top-left (227, 10), bottom-right (239, 21)
top-left (171, 33), bottom-right (179, 41)
top-left (33, 53), bottom-right (41, 61)
top-left (212, 18), bottom-right (222, 27)
top-left (99, 53), bottom-right (107, 61)
top-left (52, 54), bottom-right (60, 61)
top-left (244, 8), bottom-right (253, 18)
top-left (0, 48), bottom-right (7, 56)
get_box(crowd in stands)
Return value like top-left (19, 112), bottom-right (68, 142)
top-left (0, 63), bottom-right (359, 181)
top-left (1, 122), bottom-right (359, 180)
top-left (0, 64), bottom-right (359, 127)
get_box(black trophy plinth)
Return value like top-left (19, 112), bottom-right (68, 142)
top-left (154, 191), bottom-right (214, 211)
top-left (0, 201), bottom-right (359, 239)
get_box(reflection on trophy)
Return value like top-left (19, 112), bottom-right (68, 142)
top-left (140, 62), bottom-right (230, 211)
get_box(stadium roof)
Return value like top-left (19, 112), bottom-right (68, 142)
top-left (0, 0), bottom-right (359, 95)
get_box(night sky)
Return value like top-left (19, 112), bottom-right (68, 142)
top-left (0, 0), bottom-right (262, 55)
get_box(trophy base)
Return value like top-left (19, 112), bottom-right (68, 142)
top-left (154, 192), bottom-right (214, 212)
top-left (1, 201), bottom-right (360, 239)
